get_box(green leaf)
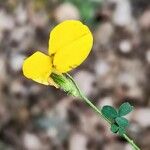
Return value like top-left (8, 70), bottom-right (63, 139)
top-left (102, 106), bottom-right (118, 121)
top-left (111, 124), bottom-right (119, 133)
top-left (118, 127), bottom-right (126, 136)
top-left (115, 117), bottom-right (129, 127)
top-left (118, 102), bottom-right (133, 116)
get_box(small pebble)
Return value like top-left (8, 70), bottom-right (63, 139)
top-left (95, 22), bottom-right (114, 46)
top-left (74, 71), bottom-right (96, 96)
top-left (15, 4), bottom-right (28, 25)
top-left (54, 3), bottom-right (80, 23)
top-left (146, 50), bottom-right (150, 64)
top-left (23, 133), bottom-right (43, 150)
top-left (98, 96), bottom-right (114, 108)
top-left (9, 53), bottom-right (25, 72)
top-left (119, 40), bottom-right (132, 53)
top-left (112, 0), bottom-right (132, 27)
top-left (132, 108), bottom-right (150, 128)
top-left (69, 132), bottom-right (88, 150)
top-left (94, 60), bottom-right (110, 77)
top-left (139, 10), bottom-right (150, 29)
top-left (0, 10), bottom-right (15, 30)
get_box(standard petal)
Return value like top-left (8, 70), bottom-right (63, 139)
top-left (49, 20), bottom-right (93, 72)
top-left (23, 51), bottom-right (52, 85)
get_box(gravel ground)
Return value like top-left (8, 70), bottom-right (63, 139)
top-left (0, 0), bottom-right (150, 150)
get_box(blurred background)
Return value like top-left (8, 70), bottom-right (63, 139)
top-left (0, 0), bottom-right (150, 149)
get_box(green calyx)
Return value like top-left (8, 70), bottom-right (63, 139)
top-left (102, 102), bottom-right (133, 136)
top-left (50, 73), bottom-right (81, 98)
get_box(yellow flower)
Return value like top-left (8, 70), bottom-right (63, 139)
top-left (23, 20), bottom-right (93, 85)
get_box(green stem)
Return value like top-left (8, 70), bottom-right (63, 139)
top-left (82, 95), bottom-right (140, 150)
top-left (81, 94), bottom-right (111, 124)
top-left (66, 74), bottom-right (141, 150)
top-left (123, 134), bottom-right (140, 150)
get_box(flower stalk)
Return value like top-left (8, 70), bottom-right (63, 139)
top-left (51, 73), bottom-right (141, 150)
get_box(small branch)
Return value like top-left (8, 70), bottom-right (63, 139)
top-left (51, 73), bottom-right (140, 150)
top-left (82, 96), bottom-right (141, 150)
top-left (65, 74), bottom-right (141, 150)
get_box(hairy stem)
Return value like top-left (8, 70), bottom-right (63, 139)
top-left (123, 134), bottom-right (140, 150)
top-left (82, 95), bottom-right (140, 150)
top-left (66, 74), bottom-right (141, 150)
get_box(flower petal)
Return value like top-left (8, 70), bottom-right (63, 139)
top-left (23, 51), bottom-right (52, 85)
top-left (49, 20), bottom-right (93, 72)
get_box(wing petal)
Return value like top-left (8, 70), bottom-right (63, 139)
top-left (23, 51), bottom-right (52, 85)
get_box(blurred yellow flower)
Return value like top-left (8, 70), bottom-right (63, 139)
top-left (23, 20), bottom-right (93, 85)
